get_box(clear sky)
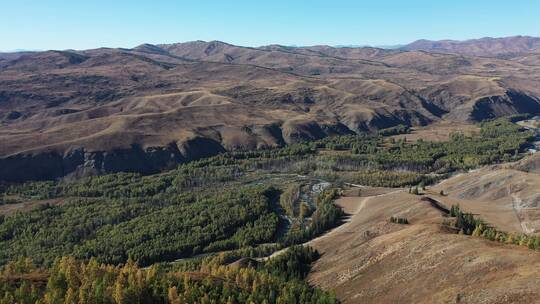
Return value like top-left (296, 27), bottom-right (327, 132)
top-left (1, 0), bottom-right (539, 51)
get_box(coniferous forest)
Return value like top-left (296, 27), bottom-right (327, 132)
top-left (0, 117), bottom-right (536, 303)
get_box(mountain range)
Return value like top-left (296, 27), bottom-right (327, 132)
top-left (402, 35), bottom-right (540, 57)
top-left (1, 36), bottom-right (540, 181)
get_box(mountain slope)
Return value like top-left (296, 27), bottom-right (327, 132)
top-left (309, 188), bottom-right (540, 304)
top-left (1, 39), bottom-right (540, 181)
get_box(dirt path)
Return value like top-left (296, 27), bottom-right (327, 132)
top-left (304, 198), bottom-right (368, 245)
top-left (511, 194), bottom-right (536, 234)
top-left (307, 189), bottom-right (404, 246)
top-left (307, 187), bottom-right (540, 304)
top-left (259, 188), bottom-right (403, 261)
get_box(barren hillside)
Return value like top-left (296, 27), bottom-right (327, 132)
top-left (432, 166), bottom-right (540, 234)
top-left (309, 187), bottom-right (540, 303)
top-left (1, 39), bottom-right (540, 180)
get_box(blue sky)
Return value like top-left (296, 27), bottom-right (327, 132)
top-left (1, 0), bottom-right (539, 51)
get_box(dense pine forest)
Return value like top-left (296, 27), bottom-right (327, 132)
top-left (0, 246), bottom-right (338, 304)
top-left (0, 117), bottom-right (535, 303)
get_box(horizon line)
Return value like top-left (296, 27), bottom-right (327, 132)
top-left (1, 34), bottom-right (538, 54)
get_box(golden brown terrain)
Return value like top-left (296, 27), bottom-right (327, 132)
top-left (390, 121), bottom-right (480, 142)
top-left (308, 190), bottom-right (540, 304)
top-left (432, 166), bottom-right (540, 234)
top-left (1, 38), bottom-right (540, 181)
top-left (308, 153), bottom-right (540, 304)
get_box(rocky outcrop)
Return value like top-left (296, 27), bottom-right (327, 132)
top-left (0, 139), bottom-right (226, 182)
top-left (470, 90), bottom-right (540, 121)
top-left (0, 151), bottom-right (79, 182)
top-left (511, 153), bottom-right (540, 174)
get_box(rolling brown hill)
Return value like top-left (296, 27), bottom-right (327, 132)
top-left (307, 151), bottom-right (540, 303)
top-left (309, 181), bottom-right (540, 303)
top-left (1, 38), bottom-right (540, 181)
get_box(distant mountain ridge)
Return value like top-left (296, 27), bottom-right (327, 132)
top-left (402, 35), bottom-right (540, 57)
top-left (3, 35), bottom-right (539, 58)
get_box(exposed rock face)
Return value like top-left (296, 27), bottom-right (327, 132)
top-left (0, 147), bottom-right (174, 182)
top-left (470, 91), bottom-right (540, 121)
top-left (511, 153), bottom-right (540, 174)
top-left (0, 140), bottom-right (222, 182)
top-left (0, 150), bottom-right (83, 182)
top-left (178, 137), bottom-right (226, 161)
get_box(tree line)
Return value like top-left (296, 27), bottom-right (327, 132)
top-left (0, 246), bottom-right (338, 304)
top-left (448, 205), bottom-right (540, 250)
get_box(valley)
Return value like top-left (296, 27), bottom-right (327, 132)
top-left (1, 116), bottom-right (539, 303)
top-left (3, 0), bottom-right (540, 302)
top-left (2, 32), bottom-right (540, 303)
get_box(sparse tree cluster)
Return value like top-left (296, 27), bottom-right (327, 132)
top-left (449, 204), bottom-right (540, 251)
top-left (389, 216), bottom-right (409, 224)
